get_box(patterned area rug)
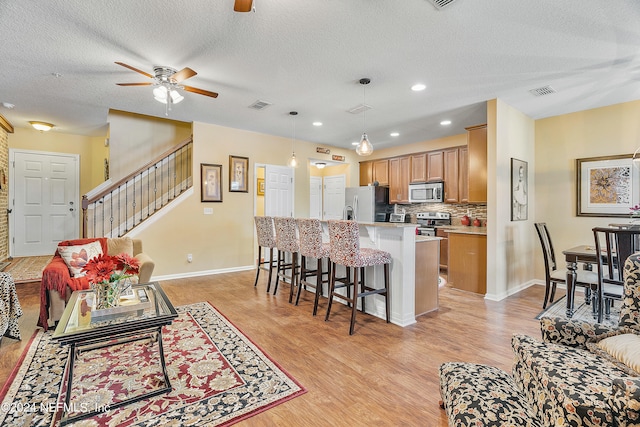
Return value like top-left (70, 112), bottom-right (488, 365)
top-left (3, 256), bottom-right (52, 283)
top-left (535, 295), bottom-right (620, 328)
top-left (0, 302), bottom-right (306, 426)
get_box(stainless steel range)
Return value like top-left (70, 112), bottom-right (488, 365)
top-left (416, 212), bottom-right (451, 236)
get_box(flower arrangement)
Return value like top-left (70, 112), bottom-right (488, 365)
top-left (630, 205), bottom-right (640, 219)
top-left (82, 253), bottom-right (140, 309)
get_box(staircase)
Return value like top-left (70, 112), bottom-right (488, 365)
top-left (82, 138), bottom-right (193, 238)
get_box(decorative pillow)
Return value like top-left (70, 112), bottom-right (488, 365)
top-left (107, 237), bottom-right (134, 257)
top-left (57, 240), bottom-right (103, 277)
top-left (587, 329), bottom-right (640, 376)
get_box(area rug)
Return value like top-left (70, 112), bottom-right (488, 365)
top-left (535, 295), bottom-right (620, 328)
top-left (2, 255), bottom-right (52, 283)
top-left (0, 301), bottom-right (306, 426)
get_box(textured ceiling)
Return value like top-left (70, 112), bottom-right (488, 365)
top-left (1, 0), bottom-right (640, 151)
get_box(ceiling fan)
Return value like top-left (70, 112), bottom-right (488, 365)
top-left (234, 0), bottom-right (254, 12)
top-left (115, 62), bottom-right (218, 114)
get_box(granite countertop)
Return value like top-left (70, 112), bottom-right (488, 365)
top-left (441, 226), bottom-right (487, 235)
top-left (415, 235), bottom-right (443, 242)
top-left (356, 221), bottom-right (418, 228)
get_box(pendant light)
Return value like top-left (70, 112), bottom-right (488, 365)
top-left (356, 78), bottom-right (374, 156)
top-left (287, 111), bottom-right (298, 168)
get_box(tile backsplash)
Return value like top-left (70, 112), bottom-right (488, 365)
top-left (394, 202), bottom-right (487, 226)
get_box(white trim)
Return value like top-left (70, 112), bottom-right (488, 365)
top-left (150, 264), bottom-right (254, 282)
top-left (484, 279), bottom-right (540, 301)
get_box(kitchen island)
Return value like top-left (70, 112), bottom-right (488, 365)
top-left (323, 221), bottom-right (440, 327)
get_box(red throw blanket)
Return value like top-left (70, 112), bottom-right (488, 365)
top-left (38, 238), bottom-right (108, 331)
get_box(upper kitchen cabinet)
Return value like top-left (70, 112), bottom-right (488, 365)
top-left (359, 161), bottom-right (373, 186)
top-left (443, 147), bottom-right (460, 203)
top-left (426, 151), bottom-right (444, 182)
top-left (372, 159), bottom-right (389, 186)
top-left (466, 124), bottom-right (487, 203)
top-left (410, 153), bottom-right (427, 183)
top-left (459, 146), bottom-right (469, 203)
top-left (389, 156), bottom-right (410, 204)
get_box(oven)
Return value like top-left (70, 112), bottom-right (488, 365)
top-left (416, 212), bottom-right (451, 236)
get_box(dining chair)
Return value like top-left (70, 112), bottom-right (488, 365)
top-left (592, 226), bottom-right (640, 323)
top-left (273, 216), bottom-right (300, 303)
top-left (325, 219), bottom-right (391, 335)
top-left (295, 218), bottom-right (331, 314)
top-left (253, 216), bottom-right (276, 291)
top-left (534, 223), bottom-right (598, 309)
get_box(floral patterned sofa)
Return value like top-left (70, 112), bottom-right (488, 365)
top-left (439, 253), bottom-right (640, 426)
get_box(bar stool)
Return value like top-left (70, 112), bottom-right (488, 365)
top-left (273, 216), bottom-right (300, 303)
top-left (325, 219), bottom-right (391, 335)
top-left (253, 216), bottom-right (277, 292)
top-left (295, 218), bottom-right (331, 315)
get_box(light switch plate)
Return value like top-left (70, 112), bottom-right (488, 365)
top-left (204, 207), bottom-right (213, 215)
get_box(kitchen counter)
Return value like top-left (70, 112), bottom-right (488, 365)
top-left (415, 235), bottom-right (442, 243)
top-left (442, 226), bottom-right (487, 235)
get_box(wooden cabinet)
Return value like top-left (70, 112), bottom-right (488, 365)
top-left (389, 156), bottom-right (410, 204)
top-left (443, 148), bottom-right (459, 203)
top-left (372, 159), bottom-right (389, 186)
top-left (410, 153), bottom-right (427, 183)
top-left (415, 239), bottom-right (439, 316)
top-left (459, 146), bottom-right (469, 203)
top-left (359, 161), bottom-right (373, 186)
top-left (448, 232), bottom-right (487, 294)
top-left (436, 228), bottom-right (448, 270)
top-left (427, 151), bottom-right (444, 182)
top-left (466, 124), bottom-right (487, 203)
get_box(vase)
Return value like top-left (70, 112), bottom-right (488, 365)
top-left (92, 281), bottom-right (122, 310)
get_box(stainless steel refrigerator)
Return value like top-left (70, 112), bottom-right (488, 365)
top-left (344, 186), bottom-right (389, 222)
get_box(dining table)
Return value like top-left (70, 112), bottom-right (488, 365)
top-left (562, 245), bottom-right (598, 318)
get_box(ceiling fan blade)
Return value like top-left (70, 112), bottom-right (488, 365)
top-left (116, 82), bottom-right (153, 86)
top-left (234, 0), bottom-right (252, 12)
top-left (183, 85), bottom-right (219, 98)
top-left (171, 67), bottom-right (197, 83)
top-left (114, 62), bottom-right (154, 79)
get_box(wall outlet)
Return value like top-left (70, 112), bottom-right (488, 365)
top-left (187, 253), bottom-right (193, 263)
top-left (204, 207), bottom-right (213, 215)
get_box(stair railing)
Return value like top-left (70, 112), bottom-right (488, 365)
top-left (82, 137), bottom-right (193, 238)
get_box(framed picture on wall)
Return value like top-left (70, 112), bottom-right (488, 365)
top-left (201, 163), bottom-right (222, 202)
top-left (511, 158), bottom-right (528, 221)
top-left (229, 155), bottom-right (249, 193)
top-left (577, 154), bottom-right (639, 217)
top-left (257, 178), bottom-right (265, 196)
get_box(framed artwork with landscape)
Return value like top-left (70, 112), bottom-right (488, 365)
top-left (511, 158), bottom-right (528, 221)
top-left (577, 154), bottom-right (640, 217)
top-left (201, 163), bottom-right (222, 202)
top-left (229, 155), bottom-right (249, 193)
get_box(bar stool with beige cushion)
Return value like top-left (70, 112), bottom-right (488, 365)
top-left (273, 216), bottom-right (301, 303)
top-left (295, 218), bottom-right (331, 315)
top-left (254, 216), bottom-right (277, 292)
top-left (325, 219), bottom-right (391, 335)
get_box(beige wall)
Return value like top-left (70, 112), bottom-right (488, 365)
top-left (132, 120), bottom-right (359, 276)
top-left (534, 99), bottom-right (640, 281)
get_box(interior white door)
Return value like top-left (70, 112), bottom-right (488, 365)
top-left (309, 176), bottom-right (322, 219)
top-left (264, 164), bottom-right (294, 217)
top-left (323, 175), bottom-right (346, 220)
top-left (11, 150), bottom-right (79, 256)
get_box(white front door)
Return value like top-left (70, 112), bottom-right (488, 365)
top-left (10, 150), bottom-right (79, 256)
top-left (309, 176), bottom-right (322, 219)
top-left (323, 175), bottom-right (346, 220)
top-left (264, 164), bottom-right (294, 217)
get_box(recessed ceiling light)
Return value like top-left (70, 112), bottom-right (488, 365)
top-left (411, 83), bottom-right (426, 92)
top-left (440, 120), bottom-right (452, 126)
top-left (312, 122), bottom-right (323, 126)
top-left (51, 73), bottom-right (62, 78)
top-left (390, 132), bottom-right (400, 137)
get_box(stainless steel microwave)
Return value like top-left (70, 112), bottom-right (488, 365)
top-left (408, 182), bottom-right (444, 203)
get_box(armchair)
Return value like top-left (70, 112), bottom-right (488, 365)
top-left (38, 237), bottom-right (154, 331)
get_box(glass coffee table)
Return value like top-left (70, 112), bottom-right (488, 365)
top-left (52, 282), bottom-right (177, 426)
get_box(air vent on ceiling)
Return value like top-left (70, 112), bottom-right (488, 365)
top-left (427, 0), bottom-right (458, 10)
top-left (248, 100), bottom-right (272, 110)
top-left (529, 85), bottom-right (557, 97)
top-left (347, 104), bottom-right (372, 114)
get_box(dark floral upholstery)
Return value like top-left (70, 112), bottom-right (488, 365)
top-left (619, 253), bottom-right (640, 329)
top-left (539, 317), bottom-right (617, 348)
top-left (439, 362), bottom-right (542, 427)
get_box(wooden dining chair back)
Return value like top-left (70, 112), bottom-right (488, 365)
top-left (254, 216), bottom-right (276, 291)
top-left (534, 223), bottom-right (563, 309)
top-left (295, 218), bottom-right (331, 314)
top-left (592, 226), bottom-right (640, 322)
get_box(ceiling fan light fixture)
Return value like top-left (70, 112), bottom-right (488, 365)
top-left (29, 121), bottom-right (54, 132)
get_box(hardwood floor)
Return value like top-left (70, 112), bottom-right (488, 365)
top-left (1, 272), bottom-right (553, 426)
